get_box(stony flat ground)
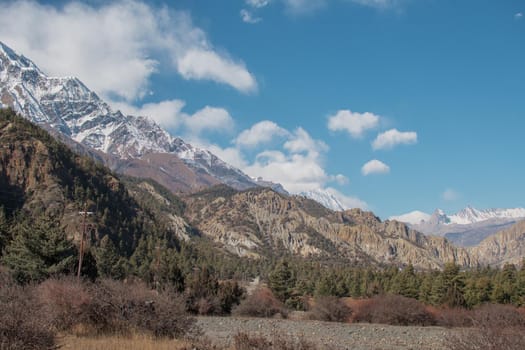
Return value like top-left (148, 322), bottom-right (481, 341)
top-left (196, 316), bottom-right (452, 350)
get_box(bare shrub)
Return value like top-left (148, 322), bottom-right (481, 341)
top-left (0, 281), bottom-right (56, 350)
top-left (307, 296), bottom-right (352, 322)
top-left (353, 294), bottom-right (436, 326)
top-left (436, 307), bottom-right (474, 328)
top-left (86, 279), bottom-right (196, 338)
top-left (233, 332), bottom-right (319, 350)
top-left (35, 276), bottom-right (92, 332)
top-left (446, 303), bottom-right (525, 350)
top-left (195, 296), bottom-right (221, 316)
top-left (233, 287), bottom-right (288, 318)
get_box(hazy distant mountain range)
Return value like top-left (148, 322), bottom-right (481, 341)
top-left (391, 206), bottom-right (525, 246)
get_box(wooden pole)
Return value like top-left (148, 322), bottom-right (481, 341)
top-left (77, 202), bottom-right (87, 280)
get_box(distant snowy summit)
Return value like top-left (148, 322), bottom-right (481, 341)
top-left (391, 206), bottom-right (525, 226)
top-left (388, 210), bottom-right (431, 225)
top-left (390, 206), bottom-right (525, 247)
top-left (298, 189), bottom-right (347, 212)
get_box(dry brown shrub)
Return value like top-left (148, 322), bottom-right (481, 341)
top-left (195, 296), bottom-right (221, 315)
top-left (436, 307), bottom-right (474, 328)
top-left (445, 304), bottom-right (525, 350)
top-left (353, 294), bottom-right (436, 326)
top-left (233, 287), bottom-right (288, 318)
top-left (86, 279), bottom-right (196, 338)
top-left (35, 276), bottom-right (92, 332)
top-left (233, 332), bottom-right (319, 350)
top-left (0, 281), bottom-right (56, 350)
top-left (306, 296), bottom-right (352, 322)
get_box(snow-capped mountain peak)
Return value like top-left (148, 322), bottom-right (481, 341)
top-left (389, 210), bottom-right (431, 225)
top-left (393, 206), bottom-right (525, 227)
top-left (449, 206), bottom-right (525, 225)
top-left (0, 41), bottom-right (259, 191)
top-left (298, 189), bottom-right (346, 212)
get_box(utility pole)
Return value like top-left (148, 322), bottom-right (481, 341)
top-left (77, 202), bottom-right (88, 280)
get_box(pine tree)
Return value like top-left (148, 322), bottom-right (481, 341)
top-left (491, 263), bottom-right (517, 304)
top-left (390, 264), bottom-right (420, 299)
top-left (2, 216), bottom-right (76, 283)
top-left (94, 235), bottom-right (126, 279)
top-left (431, 262), bottom-right (466, 307)
top-left (268, 260), bottom-right (296, 303)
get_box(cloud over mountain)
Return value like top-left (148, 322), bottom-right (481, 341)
top-left (0, 0), bottom-right (257, 100)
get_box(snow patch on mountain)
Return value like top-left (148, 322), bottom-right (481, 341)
top-left (449, 206), bottom-right (525, 225)
top-left (298, 189), bottom-right (347, 212)
top-left (0, 41), bottom-right (260, 191)
top-left (393, 206), bottom-right (525, 227)
top-left (389, 211), bottom-right (431, 225)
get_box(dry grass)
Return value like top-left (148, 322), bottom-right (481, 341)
top-left (59, 334), bottom-right (192, 350)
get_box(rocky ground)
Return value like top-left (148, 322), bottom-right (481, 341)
top-left (196, 316), bottom-right (453, 350)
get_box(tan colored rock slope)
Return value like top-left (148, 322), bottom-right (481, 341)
top-left (184, 186), bottom-right (473, 269)
top-left (470, 220), bottom-right (525, 267)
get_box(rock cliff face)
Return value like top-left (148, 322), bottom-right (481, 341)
top-left (184, 186), bottom-right (473, 269)
top-left (470, 220), bottom-right (525, 267)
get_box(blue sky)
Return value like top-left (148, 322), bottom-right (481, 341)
top-left (1, 0), bottom-right (524, 218)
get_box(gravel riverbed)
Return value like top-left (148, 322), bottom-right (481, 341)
top-left (196, 316), bottom-right (452, 350)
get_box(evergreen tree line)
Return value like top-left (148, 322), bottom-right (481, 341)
top-left (266, 259), bottom-right (525, 309)
top-left (2, 204), bottom-right (525, 310)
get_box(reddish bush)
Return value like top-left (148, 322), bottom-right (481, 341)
top-left (307, 296), bottom-right (352, 322)
top-left (233, 287), bottom-right (288, 318)
top-left (353, 294), bottom-right (436, 326)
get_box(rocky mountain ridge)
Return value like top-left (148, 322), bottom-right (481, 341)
top-left (183, 186), bottom-right (473, 269)
top-left (0, 41), bottom-right (258, 194)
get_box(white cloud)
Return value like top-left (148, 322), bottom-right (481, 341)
top-left (334, 174), bottom-right (349, 185)
top-left (114, 99), bottom-right (186, 129)
top-left (361, 159), bottom-right (390, 175)
top-left (0, 0), bottom-right (257, 101)
top-left (442, 188), bottom-right (460, 201)
top-left (115, 100), bottom-right (234, 136)
top-left (184, 106), bottom-right (235, 135)
top-left (283, 127), bottom-right (328, 158)
top-left (240, 9), bottom-right (262, 23)
top-left (515, 12), bottom-right (523, 20)
top-left (235, 120), bottom-right (289, 148)
top-left (327, 110), bottom-right (380, 138)
top-left (246, 0), bottom-right (271, 8)
top-left (372, 128), bottom-right (417, 150)
top-left (177, 49), bottom-right (257, 93)
top-left (197, 120), bottom-right (367, 209)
